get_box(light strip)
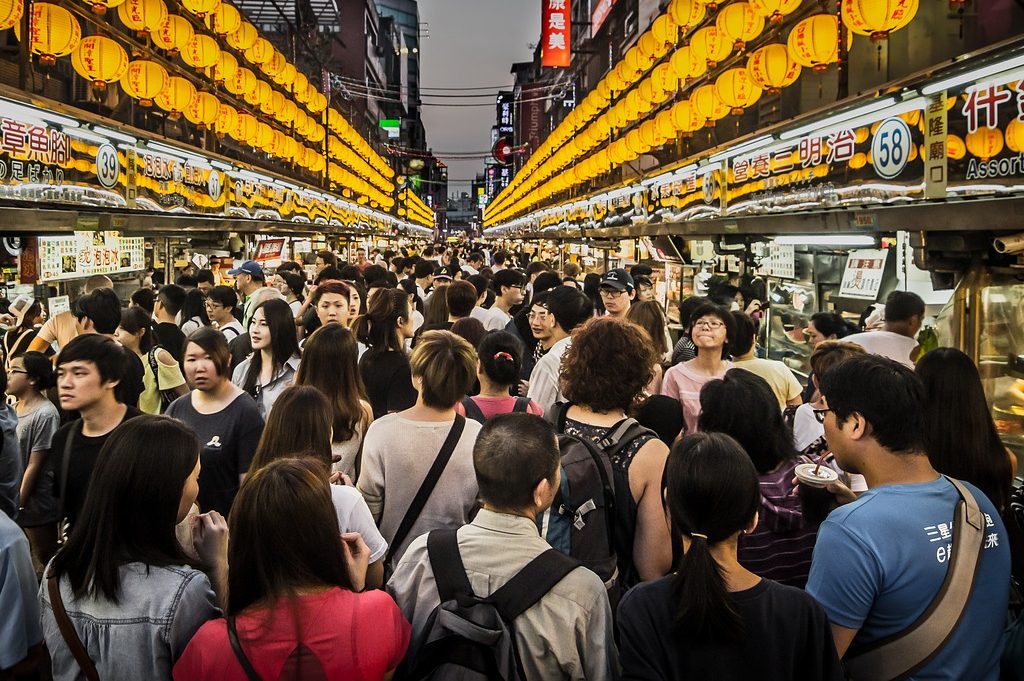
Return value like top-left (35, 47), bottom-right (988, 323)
top-left (780, 97), bottom-right (897, 141)
top-left (706, 135), bottom-right (774, 165)
top-left (65, 128), bottom-right (109, 145)
top-left (0, 100), bottom-right (81, 128)
top-left (90, 125), bottom-right (137, 145)
top-left (146, 141), bottom-right (209, 165)
top-left (774, 235), bottom-right (877, 246)
top-left (921, 54), bottom-right (1024, 95)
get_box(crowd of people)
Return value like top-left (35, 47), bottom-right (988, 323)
top-left (0, 244), bottom-right (1017, 681)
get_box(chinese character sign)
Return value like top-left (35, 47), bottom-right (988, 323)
top-left (542, 0), bottom-right (571, 68)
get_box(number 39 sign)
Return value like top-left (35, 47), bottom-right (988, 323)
top-left (871, 117), bottom-right (912, 180)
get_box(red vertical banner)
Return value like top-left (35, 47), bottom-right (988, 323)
top-left (541, 0), bottom-right (571, 67)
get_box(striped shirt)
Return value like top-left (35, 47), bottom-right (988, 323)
top-left (737, 459), bottom-right (821, 588)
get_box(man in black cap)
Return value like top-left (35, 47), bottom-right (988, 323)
top-left (599, 268), bottom-right (636, 319)
top-left (227, 260), bottom-right (266, 328)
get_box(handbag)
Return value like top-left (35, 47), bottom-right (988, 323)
top-left (147, 346), bottom-right (180, 413)
top-left (843, 476), bottom-right (986, 681)
top-left (47, 574), bottom-right (101, 681)
top-left (228, 617), bottom-right (262, 681)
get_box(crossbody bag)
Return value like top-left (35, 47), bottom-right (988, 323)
top-left (47, 575), bottom-right (101, 681)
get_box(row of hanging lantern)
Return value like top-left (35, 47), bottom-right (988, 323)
top-left (0, 0), bottom-right (407, 213)
top-left (398, 188), bottom-right (434, 228)
top-left (486, 0), bottom-right (921, 227)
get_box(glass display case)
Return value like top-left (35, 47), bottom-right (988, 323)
top-left (762, 279), bottom-right (818, 380)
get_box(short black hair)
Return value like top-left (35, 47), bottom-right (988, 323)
top-left (532, 271), bottom-right (562, 296)
top-left (314, 266), bottom-right (344, 285)
top-left (130, 288), bottom-right (155, 314)
top-left (467, 251), bottom-right (485, 264)
top-left (338, 265), bottom-right (362, 283)
top-left (158, 285), bottom-right (187, 317)
top-left (276, 261), bottom-right (302, 275)
top-left (630, 263), bottom-right (653, 278)
top-left (467, 274), bottom-right (489, 298)
top-left (493, 251), bottom-right (508, 265)
top-left (729, 312), bottom-right (758, 356)
top-left (546, 286), bottom-right (593, 333)
top-left (57, 333), bottom-right (126, 387)
top-left (278, 272), bottom-right (305, 298)
top-left (884, 290), bottom-right (925, 323)
top-left (477, 331), bottom-right (524, 386)
top-left (819, 354), bottom-right (925, 454)
top-left (175, 274), bottom-right (198, 288)
top-left (363, 264), bottom-right (389, 286)
top-left (414, 260), bottom-right (434, 279)
top-left (493, 268), bottom-right (526, 292)
top-left (195, 269), bottom-right (216, 285)
top-left (474, 413), bottom-right (559, 510)
top-left (75, 288), bottom-right (122, 335)
top-left (446, 281), bottom-right (478, 318)
top-left (315, 250), bottom-right (338, 268)
top-left (207, 285), bottom-right (237, 309)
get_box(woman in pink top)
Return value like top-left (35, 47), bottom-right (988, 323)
top-left (456, 331), bottom-right (545, 421)
top-left (660, 302), bottom-right (734, 435)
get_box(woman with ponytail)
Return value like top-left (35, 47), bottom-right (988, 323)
top-left (354, 288), bottom-right (418, 419)
top-left (456, 331), bottom-right (544, 421)
top-left (616, 432), bottom-right (843, 681)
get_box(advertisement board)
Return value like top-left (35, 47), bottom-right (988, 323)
top-left (38, 231), bottom-right (145, 282)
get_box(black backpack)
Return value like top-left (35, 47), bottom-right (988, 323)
top-left (538, 402), bottom-right (655, 594)
top-left (397, 529), bottom-right (581, 681)
top-left (460, 396), bottom-right (530, 424)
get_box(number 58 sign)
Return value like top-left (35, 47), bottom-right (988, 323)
top-left (871, 117), bottom-right (913, 179)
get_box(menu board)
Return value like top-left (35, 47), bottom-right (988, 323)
top-left (38, 231), bottom-right (145, 282)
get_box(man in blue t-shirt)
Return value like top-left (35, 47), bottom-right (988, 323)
top-left (806, 355), bottom-right (1010, 681)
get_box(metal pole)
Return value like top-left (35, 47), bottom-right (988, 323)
top-left (164, 238), bottom-right (172, 285)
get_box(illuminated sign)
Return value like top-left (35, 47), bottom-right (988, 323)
top-left (38, 231), bottom-right (145, 282)
top-left (542, 0), bottom-right (571, 67)
top-left (591, 0), bottom-right (616, 35)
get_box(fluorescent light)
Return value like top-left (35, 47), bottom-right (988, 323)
top-left (707, 135), bottom-right (774, 165)
top-left (211, 160), bottom-right (233, 171)
top-left (781, 97), bottom-right (897, 140)
top-left (147, 141), bottom-right (208, 165)
top-left (921, 54), bottom-right (1024, 95)
top-left (90, 125), bottom-right (136, 145)
top-left (65, 128), bottom-right (109, 145)
top-left (774, 235), bottom-right (877, 246)
top-left (0, 99), bottom-right (82, 128)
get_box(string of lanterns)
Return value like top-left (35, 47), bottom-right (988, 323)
top-left (486, 0), bottom-right (922, 228)
top-left (0, 0), bottom-right (431, 219)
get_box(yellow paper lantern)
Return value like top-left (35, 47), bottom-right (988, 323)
top-left (226, 20), bottom-right (256, 50)
top-left (715, 68), bottom-right (762, 115)
top-left (690, 26), bottom-right (732, 68)
top-left (625, 128), bottom-right (648, 157)
top-left (670, 45), bottom-right (700, 84)
top-left (121, 59), bottom-right (167, 106)
top-left (1006, 119), bottom-right (1024, 154)
top-left (651, 63), bottom-right (677, 99)
top-left (88, 0), bottom-right (125, 17)
top-left (246, 37), bottom-right (273, 65)
top-left (273, 61), bottom-right (296, 87)
top-left (214, 104), bottom-right (236, 136)
top-left (268, 90), bottom-right (286, 116)
top-left (261, 49), bottom-right (286, 78)
top-left (716, 3), bottom-right (765, 51)
top-left (651, 14), bottom-right (677, 46)
top-left (14, 3), bottom-right (81, 66)
top-left (0, 0), bottom-right (22, 31)
top-left (966, 127), bottom-right (1003, 161)
top-left (639, 119), bottom-right (666, 148)
top-left (155, 76), bottom-right (197, 118)
top-left (841, 0), bottom-right (918, 43)
top-left (669, 0), bottom-right (705, 31)
top-left (655, 109), bottom-right (677, 140)
top-left (691, 84), bottom-right (729, 123)
top-left (624, 46), bottom-right (650, 76)
top-left (151, 14), bottom-right (193, 55)
top-left (255, 121), bottom-right (273, 149)
top-left (205, 2), bottom-right (239, 34)
top-left (211, 50), bottom-right (237, 82)
top-left (182, 33), bottom-right (219, 69)
top-left (749, 0), bottom-right (800, 24)
top-left (787, 14), bottom-right (846, 72)
top-left (225, 66), bottom-right (255, 96)
top-left (309, 91), bottom-right (328, 114)
top-left (639, 31), bottom-right (664, 61)
top-left (234, 112), bottom-right (258, 143)
top-left (671, 100), bottom-right (702, 134)
top-left (946, 134), bottom-right (965, 160)
top-left (181, 0), bottom-right (219, 18)
top-left (244, 79), bottom-right (271, 107)
top-left (292, 71), bottom-right (309, 99)
top-left (184, 91), bottom-right (219, 127)
top-left (746, 43), bottom-right (801, 93)
top-left (116, 0), bottom-right (165, 36)
top-left (71, 35), bottom-right (128, 91)
top-left (849, 152), bottom-right (868, 169)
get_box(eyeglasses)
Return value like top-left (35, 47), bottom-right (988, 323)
top-left (600, 288), bottom-right (627, 298)
top-left (8, 369), bottom-right (26, 375)
top-left (813, 408), bottom-right (832, 424)
top-left (693, 319), bottom-right (725, 330)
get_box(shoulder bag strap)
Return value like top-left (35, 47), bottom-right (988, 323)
top-left (844, 476), bottom-right (986, 681)
top-left (227, 617), bottom-right (262, 681)
top-left (512, 396), bottom-right (531, 413)
top-left (47, 575), bottom-right (101, 681)
top-left (488, 549), bottom-right (582, 621)
top-left (601, 418), bottom-right (655, 458)
top-left (147, 347), bottom-right (162, 393)
top-left (553, 401), bottom-right (572, 432)
top-left (426, 529), bottom-right (475, 602)
top-left (460, 396), bottom-right (486, 423)
top-left (384, 415), bottom-right (466, 566)
top-left (56, 421), bottom-right (80, 531)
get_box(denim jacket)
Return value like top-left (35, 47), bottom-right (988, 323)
top-left (230, 354), bottom-right (300, 419)
top-left (39, 562), bottom-right (219, 681)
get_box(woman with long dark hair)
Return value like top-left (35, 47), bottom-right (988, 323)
top-left (295, 324), bottom-right (372, 478)
top-left (617, 432), bottom-right (843, 681)
top-left (173, 458), bottom-right (409, 680)
top-left (916, 347), bottom-right (1015, 512)
top-left (179, 289), bottom-right (210, 337)
top-left (232, 298), bottom-right (300, 419)
top-left (116, 307), bottom-right (188, 415)
top-left (41, 416), bottom-right (226, 681)
top-left (3, 295), bottom-right (45, 369)
top-left (354, 288), bottom-right (418, 419)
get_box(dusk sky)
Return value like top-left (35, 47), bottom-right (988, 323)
top-left (417, 1), bottom-right (541, 196)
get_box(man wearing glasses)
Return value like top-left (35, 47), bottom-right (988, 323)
top-left (483, 269), bottom-right (527, 332)
top-left (599, 269), bottom-right (636, 319)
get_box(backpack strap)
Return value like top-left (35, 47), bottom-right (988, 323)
top-left (512, 396), bottom-right (531, 413)
top-left (47, 575), bottom-right (101, 681)
top-left (488, 549), bottom-right (582, 621)
top-left (843, 476), bottom-right (986, 681)
top-left (460, 396), bottom-right (487, 423)
top-left (147, 347), bottom-right (162, 393)
top-left (553, 401), bottom-right (572, 433)
top-left (227, 617), bottom-right (262, 681)
top-left (600, 418), bottom-right (655, 458)
top-left (385, 415), bottom-right (466, 566)
top-left (426, 528), bottom-right (475, 603)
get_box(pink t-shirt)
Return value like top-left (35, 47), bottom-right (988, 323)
top-left (454, 395), bottom-right (545, 420)
top-left (173, 588), bottom-right (409, 681)
top-left (659, 361), bottom-right (733, 435)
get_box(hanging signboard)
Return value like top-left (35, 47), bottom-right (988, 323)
top-left (37, 231), bottom-right (145, 282)
top-left (839, 249), bottom-right (889, 300)
top-left (253, 238), bottom-right (286, 262)
top-left (541, 0), bottom-right (571, 67)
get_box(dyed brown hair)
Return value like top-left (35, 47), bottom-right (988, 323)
top-left (296, 324), bottom-right (368, 442)
top-left (409, 330), bottom-right (477, 409)
top-left (251, 386), bottom-right (333, 471)
top-left (560, 317), bottom-right (658, 412)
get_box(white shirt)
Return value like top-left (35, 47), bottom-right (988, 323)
top-left (527, 336), bottom-right (572, 412)
top-left (483, 305), bottom-right (511, 332)
top-left (330, 484), bottom-right (387, 563)
top-left (216, 319), bottom-right (244, 341)
top-left (470, 306), bottom-right (489, 324)
top-left (841, 330), bottom-right (917, 368)
top-left (462, 264), bottom-right (480, 276)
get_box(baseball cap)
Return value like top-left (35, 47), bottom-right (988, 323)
top-left (432, 265), bottom-right (453, 281)
top-left (600, 268), bottom-right (634, 292)
top-left (9, 294), bottom-right (35, 326)
top-left (227, 260), bottom-right (265, 281)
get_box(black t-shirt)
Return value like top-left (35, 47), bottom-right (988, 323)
top-left (51, 406), bottom-right (143, 529)
top-left (617, 576), bottom-right (844, 681)
top-left (153, 322), bottom-right (187, 363)
top-left (358, 350), bottom-right (418, 420)
top-left (165, 391), bottom-right (264, 516)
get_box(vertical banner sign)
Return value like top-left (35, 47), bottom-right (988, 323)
top-left (517, 84), bottom-right (545, 154)
top-left (923, 93), bottom-right (948, 199)
top-left (591, 0), bottom-right (617, 35)
top-left (541, 0), bottom-right (571, 67)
